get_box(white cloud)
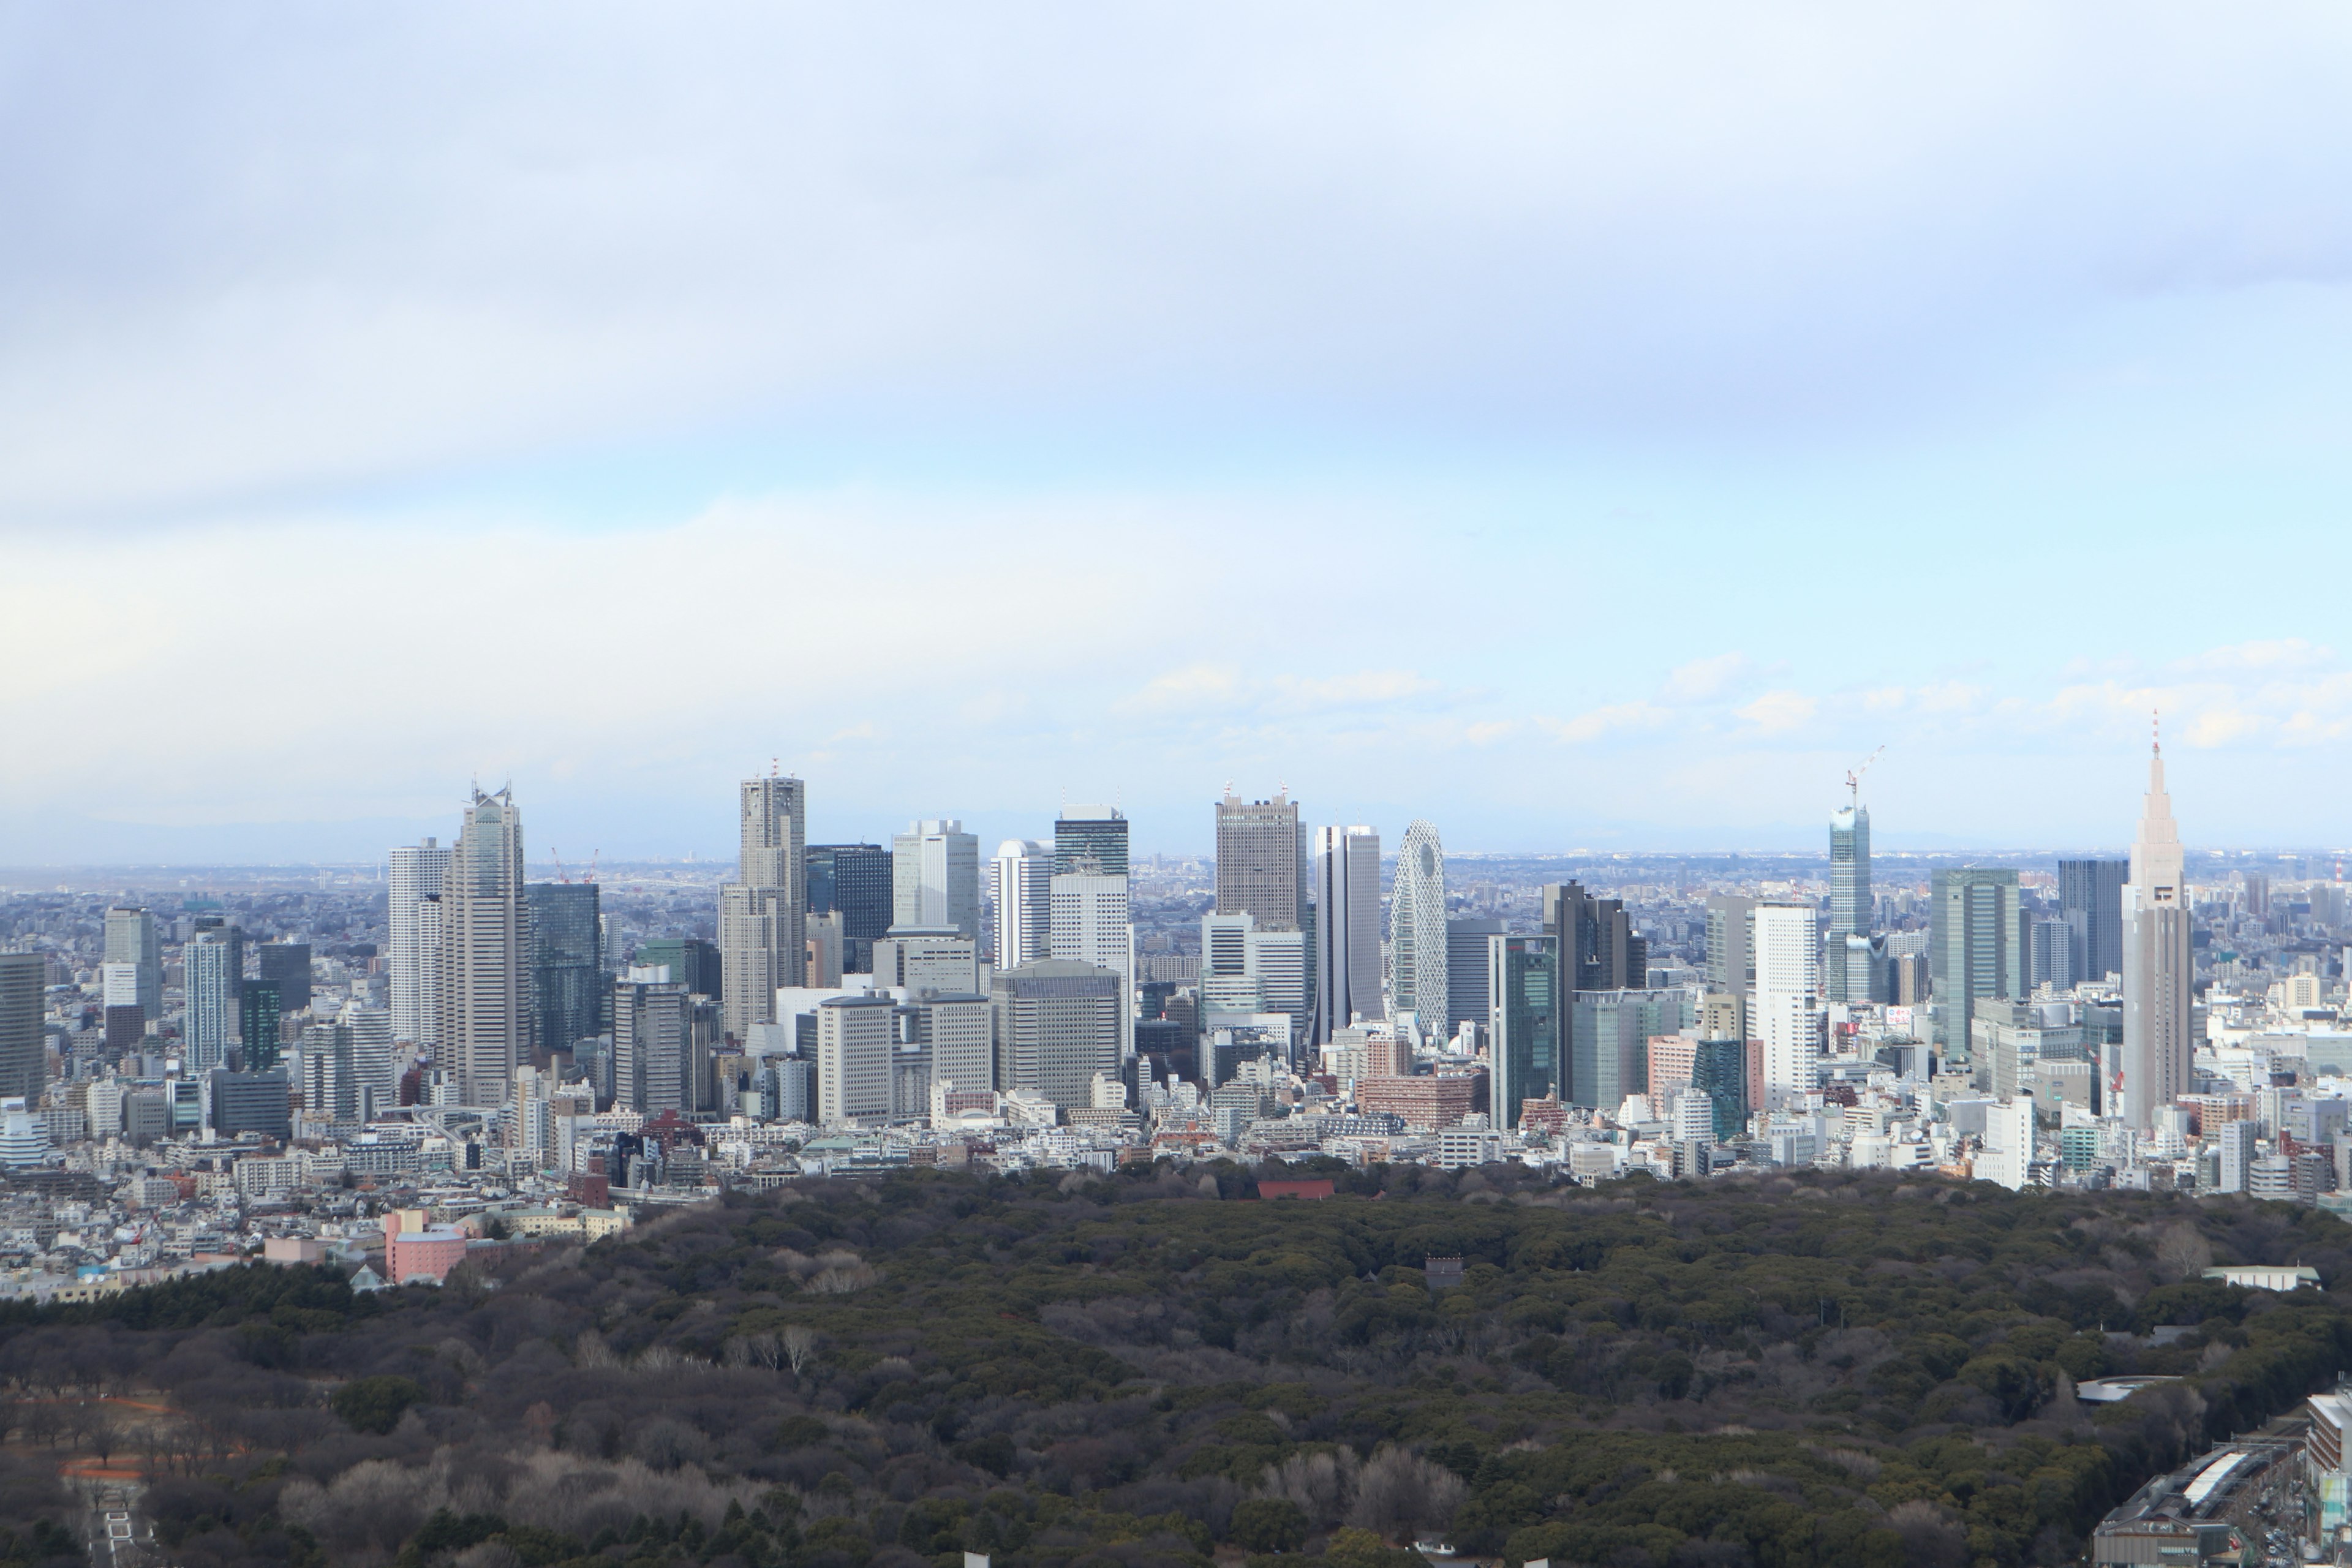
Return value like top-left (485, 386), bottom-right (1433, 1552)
top-left (1659, 653), bottom-right (1751, 704)
top-left (1736, 691), bottom-right (1818, 734)
top-left (1542, 703), bottom-right (1673, 744)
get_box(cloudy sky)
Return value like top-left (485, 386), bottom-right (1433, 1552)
top-left (8, 3), bottom-right (2352, 864)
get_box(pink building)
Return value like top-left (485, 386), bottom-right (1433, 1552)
top-left (383, 1211), bottom-right (470, 1285)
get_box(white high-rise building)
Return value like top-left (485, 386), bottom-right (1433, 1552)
top-left (722, 774), bottom-right (807, 1044)
top-left (992, 839), bottom-right (1054, 967)
top-left (2122, 735), bottom-right (2193, 1129)
top-left (103, 907), bottom-right (160, 1022)
top-left (340, 1001), bottom-right (396, 1121)
top-left (439, 788), bottom-right (532, 1106)
top-left (1311, 825), bottom-right (1382, 1045)
top-left (1753, 902), bottom-right (1820, 1095)
top-left (816, 994), bottom-right (900, 1126)
top-left (388, 837), bottom-right (453, 1046)
top-left (893, 820), bottom-right (980, 939)
top-left (1389, 820), bottom-right (1447, 1034)
top-left (1050, 870), bottom-right (1134, 1057)
top-left (184, 934), bottom-right (236, 1070)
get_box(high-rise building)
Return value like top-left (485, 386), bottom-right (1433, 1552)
top-left (527, 881), bottom-right (605, 1057)
top-left (2029, 918), bottom-right (2074, 993)
top-left (1825, 802), bottom-right (1871, 1005)
top-left (1570, 989), bottom-right (1684, 1113)
top-left (1311, 825), bottom-right (1382, 1044)
top-left (0, 952), bottom-right (41, 1102)
top-left (1390, 820), bottom-right (1447, 1033)
top-left (910, 991), bottom-right (992, 1098)
top-left (992, 840), bottom-right (1054, 968)
top-left (1054, 805), bottom-right (1129, 878)
top-left (1050, 870), bottom-right (1134, 1057)
top-left (2122, 740), bottom-right (2193, 1130)
top-left (722, 774), bottom-right (807, 1044)
top-left (300, 1020), bottom-right (358, 1121)
top-left (258, 942), bottom-right (312, 1016)
top-left (440, 786), bottom-right (533, 1106)
top-left (805, 912), bottom-right (844, 987)
top-left (892, 820), bottom-right (980, 939)
top-left (613, 976), bottom-right (693, 1115)
top-left (1445, 917), bottom-right (1504, 1042)
top-left (1488, 933), bottom-right (1558, 1127)
top-left (1752, 903), bottom-right (1820, 1095)
top-left (239, 979), bottom-right (284, 1071)
top-left (805, 843), bottom-right (892, 974)
top-left (1215, 790), bottom-right (1303, 931)
top-left (1929, 868), bottom-right (2027, 1065)
top-left (635, 937), bottom-right (721, 997)
top-left (815, 994), bottom-right (901, 1126)
top-left (2059, 858), bottom-right (2128, 986)
top-left (992, 960), bottom-right (1124, 1110)
top-left (1691, 1036), bottom-right (1749, 1142)
top-left (1545, 882), bottom-right (1645, 993)
top-left (1704, 895), bottom-right (1756, 1038)
top-left (388, 837), bottom-right (453, 1046)
top-left (104, 907), bottom-right (160, 1023)
top-left (871, 931), bottom-right (981, 994)
top-left (184, 933), bottom-right (236, 1070)
top-left (340, 1001), bottom-right (395, 1121)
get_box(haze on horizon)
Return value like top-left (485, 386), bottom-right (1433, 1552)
top-left (8, 4), bottom-right (2352, 865)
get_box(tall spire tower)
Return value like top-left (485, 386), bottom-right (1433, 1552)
top-left (2119, 718), bottom-right (2192, 1129)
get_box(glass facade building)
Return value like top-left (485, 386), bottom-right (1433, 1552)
top-left (239, 979), bottom-right (284, 1071)
top-left (1489, 934), bottom-right (1558, 1128)
top-left (1053, 807), bottom-right (1129, 877)
top-left (807, 843), bottom-right (894, 973)
top-left (1691, 1036), bottom-right (1749, 1143)
top-left (528, 881), bottom-right (605, 1056)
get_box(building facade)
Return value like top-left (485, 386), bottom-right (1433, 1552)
top-left (440, 786), bottom-right (533, 1106)
top-left (2122, 742), bottom-right (2194, 1130)
top-left (892, 820), bottom-right (980, 939)
top-left (1390, 820), bottom-right (1447, 1035)
top-left (1215, 790), bottom-right (1304, 932)
top-left (992, 839), bottom-right (1054, 967)
top-left (528, 881), bottom-right (605, 1057)
top-left (1826, 803), bottom-right (1871, 1005)
top-left (722, 774), bottom-right (807, 1042)
top-left (388, 837), bottom-right (453, 1046)
top-left (1311, 824), bottom-right (1382, 1044)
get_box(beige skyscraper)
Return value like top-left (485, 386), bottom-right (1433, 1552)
top-left (722, 772), bottom-right (806, 1042)
top-left (1215, 790), bottom-right (1303, 930)
top-left (2121, 733), bottom-right (2192, 1130)
top-left (439, 787), bottom-right (533, 1106)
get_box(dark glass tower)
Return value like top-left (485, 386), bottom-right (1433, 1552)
top-left (257, 942), bottom-right (312, 1014)
top-left (806, 844), bottom-right (893, 973)
top-left (239, 979), bottom-right (284, 1071)
top-left (528, 881), bottom-right (605, 1056)
top-left (2060, 858), bottom-right (2128, 985)
top-left (1490, 934), bottom-right (1559, 1128)
top-left (1691, 1036), bottom-right (1749, 1143)
top-left (1054, 807), bottom-right (1129, 876)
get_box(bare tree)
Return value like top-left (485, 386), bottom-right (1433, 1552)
top-left (1347, 1447), bottom-right (1466, 1544)
top-left (2156, 1223), bottom-right (2212, 1281)
top-left (780, 1325), bottom-right (818, 1376)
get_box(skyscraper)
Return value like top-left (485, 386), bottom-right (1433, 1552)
top-left (1215, 790), bottom-right (1304, 931)
top-left (388, 837), bottom-right (452, 1046)
top-left (1390, 820), bottom-right (1447, 1033)
top-left (527, 881), bottom-right (605, 1056)
top-left (892, 820), bottom-right (980, 939)
top-left (1488, 933), bottom-right (1558, 1127)
top-left (805, 843), bottom-right (892, 974)
top-left (1444, 917), bottom-right (1503, 1041)
top-left (1703, 894), bottom-right (1756, 1038)
top-left (1311, 825), bottom-right (1382, 1044)
top-left (2059, 858), bottom-right (2128, 985)
top-left (635, 937), bottom-right (721, 996)
top-left (1928, 867), bottom-right (2027, 1065)
top-left (103, 907), bottom-right (160, 1023)
top-left (722, 774), bottom-right (807, 1042)
top-left (341, 1000), bottom-right (395, 1121)
top-left (257, 942), bottom-right (312, 1015)
top-left (1545, 882), bottom-right (1645, 992)
top-left (612, 974), bottom-right (693, 1115)
top-left (1825, 801), bottom-right (1871, 1005)
top-left (991, 960), bottom-right (1124, 1110)
top-left (2122, 738), bottom-right (2193, 1130)
top-left (239, 978), bottom-right (285, 1072)
top-left (0, 952), bottom-right (40, 1102)
top-left (440, 786), bottom-right (533, 1105)
top-left (1054, 805), bottom-right (1129, 877)
top-left (992, 839), bottom-right (1054, 967)
top-left (1752, 903), bottom-right (1820, 1095)
top-left (1050, 869), bottom-right (1134, 1057)
top-left (1569, 987), bottom-right (1684, 1113)
top-left (184, 933), bottom-right (236, 1070)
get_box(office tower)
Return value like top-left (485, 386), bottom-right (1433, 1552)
top-left (1929, 868), bottom-right (2027, 1063)
top-left (1390, 820), bottom-right (1447, 1031)
top-left (1311, 826), bottom-right (1382, 1044)
top-left (723, 774), bottom-right (807, 1042)
top-left (103, 907), bottom-right (160, 1022)
top-left (440, 786), bottom-right (533, 1105)
top-left (0, 952), bottom-right (40, 1101)
top-left (301, 1020), bottom-right (358, 1121)
top-left (1704, 895), bottom-right (1756, 1038)
top-left (1752, 903), bottom-right (1820, 1095)
top-left (805, 843), bottom-right (892, 974)
top-left (806, 912), bottom-right (844, 987)
top-left (815, 995), bottom-right (900, 1125)
top-left (1825, 801), bottom-right (1871, 1005)
top-left (1446, 918), bottom-right (1504, 1041)
top-left (1215, 789), bottom-right (1304, 930)
top-left (892, 820), bottom-right (981, 939)
top-left (2243, 872), bottom-right (2269, 919)
top-left (911, 991), bottom-right (993, 1097)
top-left (184, 933), bottom-right (236, 1070)
top-left (208, 1069), bottom-right (290, 1140)
top-left (103, 965), bottom-right (146, 1051)
top-left (527, 881), bottom-right (604, 1057)
top-left (341, 1001), bottom-right (394, 1121)
top-left (1050, 869), bottom-right (1134, 1056)
top-left (1570, 989), bottom-right (1685, 1113)
top-left (1246, 927), bottom-right (1308, 1048)
top-left (612, 976), bottom-right (692, 1115)
top-left (189, 914), bottom-right (245, 1005)
top-left (1054, 805), bottom-right (1129, 877)
top-left (2122, 739), bottom-right (2194, 1130)
top-left (1488, 933), bottom-right (1558, 1128)
top-left (257, 942), bottom-right (311, 1015)
top-left (1691, 1036), bottom-right (1749, 1143)
top-left (992, 840), bottom-right (1054, 967)
top-left (388, 837), bottom-right (453, 1046)
top-left (2029, 919), bottom-right (2074, 993)
top-left (872, 931), bottom-right (981, 993)
top-left (992, 960), bottom-right (1124, 1110)
top-left (1545, 882), bottom-right (1645, 993)
top-left (2059, 858), bottom-right (2128, 986)
top-left (239, 979), bottom-right (284, 1071)
top-left (635, 937), bottom-right (721, 996)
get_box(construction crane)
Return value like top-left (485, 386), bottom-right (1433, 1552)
top-left (549, 847), bottom-right (569, 884)
top-left (585, 850), bottom-right (600, 883)
top-left (1845, 746), bottom-right (1885, 810)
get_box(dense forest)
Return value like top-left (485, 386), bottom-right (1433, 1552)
top-left (7, 1161), bottom-right (2352, 1568)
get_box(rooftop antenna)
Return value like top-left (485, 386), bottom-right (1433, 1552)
top-left (2153, 708), bottom-right (2162, 756)
top-left (1845, 746), bottom-right (1885, 810)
